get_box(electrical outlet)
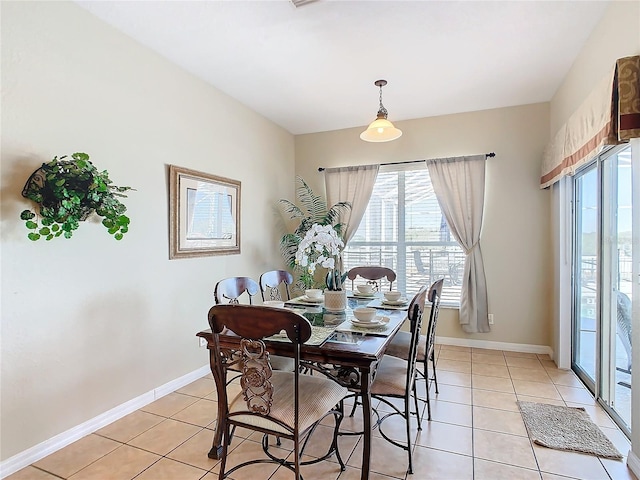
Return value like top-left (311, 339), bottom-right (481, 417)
top-left (198, 337), bottom-right (207, 348)
top-left (488, 314), bottom-right (494, 325)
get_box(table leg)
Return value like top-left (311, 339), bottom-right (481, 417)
top-left (360, 367), bottom-right (372, 480)
top-left (207, 349), bottom-right (225, 459)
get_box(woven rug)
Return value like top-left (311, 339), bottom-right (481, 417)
top-left (517, 401), bottom-right (622, 459)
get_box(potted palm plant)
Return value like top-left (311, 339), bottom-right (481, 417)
top-left (279, 176), bottom-right (350, 293)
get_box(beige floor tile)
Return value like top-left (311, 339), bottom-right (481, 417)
top-left (428, 399), bottom-right (473, 427)
top-left (471, 363), bottom-right (511, 378)
top-left (171, 398), bottom-right (217, 428)
top-left (512, 380), bottom-right (562, 400)
top-left (599, 426), bottom-right (631, 455)
top-left (68, 445), bottom-right (160, 480)
top-left (474, 458), bottom-right (542, 480)
top-left (505, 356), bottom-right (545, 370)
top-left (439, 344), bottom-right (471, 353)
top-left (127, 418), bottom-right (201, 456)
top-left (509, 366), bottom-right (553, 383)
top-left (555, 385), bottom-right (596, 405)
top-left (166, 428), bottom-right (222, 471)
top-left (431, 384), bottom-right (472, 405)
top-left (270, 456), bottom-right (345, 480)
top-left (473, 430), bottom-right (538, 469)
top-left (347, 434), bottom-right (412, 478)
top-left (414, 421), bottom-right (473, 456)
top-left (332, 465), bottom-right (403, 480)
top-left (472, 353), bottom-right (507, 365)
top-left (96, 410), bottom-right (164, 443)
top-left (533, 444), bottom-right (609, 480)
top-left (472, 406), bottom-right (528, 436)
top-left (566, 402), bottom-right (617, 428)
top-left (410, 445), bottom-right (474, 479)
top-left (435, 370), bottom-right (472, 388)
top-left (503, 351), bottom-right (539, 359)
top-left (5, 466), bottom-right (61, 480)
top-left (218, 438), bottom-right (287, 478)
top-left (438, 349), bottom-right (472, 362)
top-left (541, 474), bottom-right (581, 480)
top-left (548, 372), bottom-right (585, 388)
top-left (472, 347), bottom-right (504, 356)
top-left (600, 457), bottom-right (638, 480)
top-left (141, 392), bottom-right (199, 417)
top-left (134, 457), bottom-right (207, 480)
top-left (472, 374), bottom-right (515, 393)
top-left (537, 354), bottom-right (553, 361)
top-left (176, 377), bottom-right (217, 398)
top-left (472, 390), bottom-right (519, 412)
top-left (515, 395), bottom-right (566, 407)
top-left (435, 358), bottom-right (472, 374)
top-left (33, 434), bottom-right (121, 478)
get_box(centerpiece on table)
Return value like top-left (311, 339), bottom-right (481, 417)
top-left (295, 223), bottom-right (348, 311)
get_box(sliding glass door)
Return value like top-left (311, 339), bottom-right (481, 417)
top-left (572, 144), bottom-right (632, 436)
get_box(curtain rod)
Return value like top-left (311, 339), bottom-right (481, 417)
top-left (317, 152), bottom-right (495, 172)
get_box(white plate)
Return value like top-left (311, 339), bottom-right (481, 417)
top-left (382, 299), bottom-right (408, 306)
top-left (351, 316), bottom-right (389, 328)
top-left (353, 292), bottom-right (376, 298)
top-left (302, 295), bottom-right (323, 303)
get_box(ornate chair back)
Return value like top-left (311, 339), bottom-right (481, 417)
top-left (214, 277), bottom-right (260, 304)
top-left (347, 266), bottom-right (397, 291)
top-left (259, 270), bottom-right (294, 301)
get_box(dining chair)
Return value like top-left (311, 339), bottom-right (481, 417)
top-left (207, 304), bottom-right (348, 479)
top-left (259, 269), bottom-right (294, 301)
top-left (384, 278), bottom-right (444, 424)
top-left (369, 284), bottom-right (429, 475)
top-left (346, 266), bottom-right (397, 292)
top-left (214, 276), bottom-right (260, 304)
top-left (214, 276), bottom-right (294, 372)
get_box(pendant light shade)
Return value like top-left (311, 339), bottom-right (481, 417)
top-left (360, 79), bottom-right (402, 143)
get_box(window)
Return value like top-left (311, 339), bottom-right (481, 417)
top-left (343, 166), bottom-right (464, 305)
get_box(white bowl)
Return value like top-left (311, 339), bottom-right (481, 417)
top-left (384, 291), bottom-right (402, 302)
top-left (357, 284), bottom-right (374, 295)
top-left (305, 288), bottom-right (323, 299)
top-left (263, 300), bottom-right (285, 308)
top-left (353, 307), bottom-right (377, 323)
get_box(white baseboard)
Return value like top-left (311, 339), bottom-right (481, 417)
top-left (436, 335), bottom-right (554, 357)
top-left (0, 365), bottom-right (210, 479)
top-left (628, 449), bottom-right (640, 479)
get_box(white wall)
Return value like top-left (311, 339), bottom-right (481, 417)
top-left (295, 103), bottom-right (552, 347)
top-left (0, 1), bottom-right (294, 460)
top-left (547, 0), bottom-right (640, 467)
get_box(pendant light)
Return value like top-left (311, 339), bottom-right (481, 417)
top-left (360, 79), bottom-right (402, 142)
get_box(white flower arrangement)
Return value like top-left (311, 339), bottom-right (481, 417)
top-left (295, 223), bottom-right (344, 280)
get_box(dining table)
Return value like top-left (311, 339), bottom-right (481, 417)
top-left (196, 291), bottom-right (410, 480)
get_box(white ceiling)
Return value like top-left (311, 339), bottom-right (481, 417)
top-left (76, 0), bottom-right (610, 135)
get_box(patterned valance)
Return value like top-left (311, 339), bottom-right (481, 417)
top-left (540, 55), bottom-right (640, 189)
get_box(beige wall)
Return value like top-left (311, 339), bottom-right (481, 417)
top-left (0, 1), bottom-right (294, 460)
top-left (295, 103), bottom-right (552, 347)
top-left (547, 0), bottom-right (640, 464)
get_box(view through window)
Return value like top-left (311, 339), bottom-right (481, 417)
top-left (343, 166), bottom-right (464, 305)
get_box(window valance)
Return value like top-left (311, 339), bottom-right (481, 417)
top-left (540, 55), bottom-right (640, 189)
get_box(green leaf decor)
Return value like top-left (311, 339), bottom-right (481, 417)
top-left (20, 152), bottom-right (134, 241)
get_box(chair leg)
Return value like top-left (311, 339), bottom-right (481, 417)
top-left (425, 359), bottom-right (432, 421)
top-left (412, 380), bottom-right (422, 430)
top-left (404, 397), bottom-right (413, 474)
top-left (348, 394), bottom-right (359, 417)
top-left (431, 353), bottom-right (439, 394)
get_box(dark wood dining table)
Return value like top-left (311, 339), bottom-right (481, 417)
top-left (196, 295), bottom-right (408, 480)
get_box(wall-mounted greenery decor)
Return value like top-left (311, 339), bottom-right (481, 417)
top-left (20, 152), bottom-right (133, 241)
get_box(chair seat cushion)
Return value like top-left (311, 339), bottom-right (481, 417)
top-left (385, 331), bottom-right (426, 361)
top-left (371, 355), bottom-right (409, 397)
top-left (229, 371), bottom-right (347, 435)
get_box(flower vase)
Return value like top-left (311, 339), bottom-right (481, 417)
top-left (324, 290), bottom-right (347, 312)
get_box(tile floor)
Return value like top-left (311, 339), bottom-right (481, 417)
top-left (7, 345), bottom-right (638, 480)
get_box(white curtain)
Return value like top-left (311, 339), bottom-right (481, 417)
top-left (427, 155), bottom-right (489, 333)
top-left (324, 165), bottom-right (379, 244)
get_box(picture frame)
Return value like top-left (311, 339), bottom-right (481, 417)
top-left (169, 165), bottom-right (240, 259)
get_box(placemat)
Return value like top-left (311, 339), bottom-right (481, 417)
top-left (267, 325), bottom-right (336, 346)
top-left (335, 314), bottom-right (404, 337)
top-left (366, 298), bottom-right (410, 311)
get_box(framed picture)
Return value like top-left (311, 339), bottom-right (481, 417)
top-left (169, 165), bottom-right (240, 259)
